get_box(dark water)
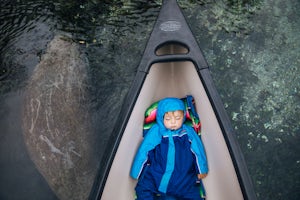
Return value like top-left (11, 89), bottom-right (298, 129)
top-left (0, 0), bottom-right (299, 199)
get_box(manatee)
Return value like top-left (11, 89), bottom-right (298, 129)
top-left (22, 35), bottom-right (96, 200)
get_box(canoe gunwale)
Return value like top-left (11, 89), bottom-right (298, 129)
top-left (88, 71), bottom-right (147, 200)
top-left (199, 69), bottom-right (256, 200)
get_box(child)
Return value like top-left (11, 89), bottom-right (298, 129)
top-left (130, 97), bottom-right (208, 200)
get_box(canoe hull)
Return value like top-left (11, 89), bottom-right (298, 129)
top-left (90, 0), bottom-right (256, 199)
top-left (101, 61), bottom-right (243, 200)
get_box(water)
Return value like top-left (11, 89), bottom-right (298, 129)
top-left (186, 1), bottom-right (300, 199)
top-left (0, 0), bottom-right (299, 199)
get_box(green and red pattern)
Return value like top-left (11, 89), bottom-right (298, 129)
top-left (143, 95), bottom-right (202, 136)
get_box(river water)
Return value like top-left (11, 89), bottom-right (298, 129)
top-left (0, 0), bottom-right (299, 199)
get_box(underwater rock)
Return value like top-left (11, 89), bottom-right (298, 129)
top-left (22, 35), bottom-right (96, 200)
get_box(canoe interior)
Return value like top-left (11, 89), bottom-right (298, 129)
top-left (101, 44), bottom-right (244, 200)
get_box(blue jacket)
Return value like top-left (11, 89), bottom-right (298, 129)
top-left (130, 98), bottom-right (208, 195)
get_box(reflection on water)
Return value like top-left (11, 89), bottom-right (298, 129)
top-left (1, 1), bottom-right (57, 200)
top-left (0, 0), bottom-right (299, 199)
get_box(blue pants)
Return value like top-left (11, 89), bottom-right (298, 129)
top-left (135, 184), bottom-right (203, 200)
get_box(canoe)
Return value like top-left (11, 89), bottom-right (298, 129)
top-left (89, 0), bottom-right (257, 199)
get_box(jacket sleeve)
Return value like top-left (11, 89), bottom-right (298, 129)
top-left (186, 125), bottom-right (208, 174)
top-left (130, 125), bottom-right (162, 179)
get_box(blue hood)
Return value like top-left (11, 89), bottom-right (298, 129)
top-left (156, 97), bottom-right (186, 130)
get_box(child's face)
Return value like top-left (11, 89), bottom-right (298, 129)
top-left (163, 110), bottom-right (184, 130)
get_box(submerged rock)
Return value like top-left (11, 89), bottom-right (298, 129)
top-left (22, 35), bottom-right (96, 200)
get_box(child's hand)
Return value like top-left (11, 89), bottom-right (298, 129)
top-left (197, 173), bottom-right (207, 180)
